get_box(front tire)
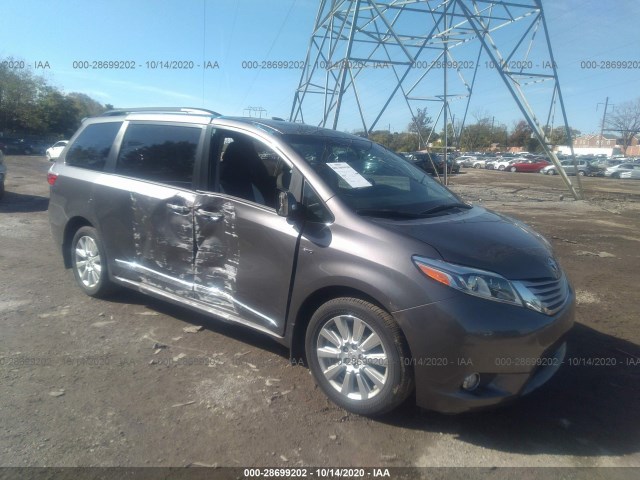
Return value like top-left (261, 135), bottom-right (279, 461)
top-left (305, 298), bottom-right (414, 416)
top-left (71, 226), bottom-right (116, 297)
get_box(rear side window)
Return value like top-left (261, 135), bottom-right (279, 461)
top-left (116, 123), bottom-right (201, 188)
top-left (66, 122), bottom-right (122, 171)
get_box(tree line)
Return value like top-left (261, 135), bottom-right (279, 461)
top-left (0, 57), bottom-right (112, 139)
top-left (365, 99), bottom-right (640, 155)
top-left (359, 107), bottom-right (582, 153)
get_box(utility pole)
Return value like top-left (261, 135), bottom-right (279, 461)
top-left (597, 97), bottom-right (612, 148)
top-left (443, 0), bottom-right (449, 186)
top-left (490, 116), bottom-right (495, 152)
top-left (244, 106), bottom-right (267, 118)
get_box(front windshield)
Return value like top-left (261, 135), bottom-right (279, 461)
top-left (283, 134), bottom-right (463, 218)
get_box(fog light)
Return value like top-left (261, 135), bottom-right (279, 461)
top-left (462, 373), bottom-right (480, 391)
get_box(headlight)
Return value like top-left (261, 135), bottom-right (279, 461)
top-left (413, 256), bottom-right (523, 307)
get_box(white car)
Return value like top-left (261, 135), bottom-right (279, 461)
top-left (45, 140), bottom-right (68, 161)
top-left (620, 167), bottom-right (640, 180)
top-left (604, 163), bottom-right (636, 178)
top-left (487, 158), bottom-right (520, 171)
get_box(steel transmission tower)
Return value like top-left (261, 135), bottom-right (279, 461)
top-left (290, 0), bottom-right (582, 199)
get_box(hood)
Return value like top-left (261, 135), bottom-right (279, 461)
top-left (373, 207), bottom-right (558, 280)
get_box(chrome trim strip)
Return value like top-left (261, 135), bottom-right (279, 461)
top-left (194, 284), bottom-right (278, 327)
top-left (115, 259), bottom-right (193, 289)
top-left (115, 259), bottom-right (280, 331)
top-left (513, 274), bottom-right (570, 316)
top-left (113, 276), bottom-right (283, 339)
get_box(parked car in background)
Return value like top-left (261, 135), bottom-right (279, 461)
top-left (407, 152), bottom-right (460, 175)
top-left (604, 163), bottom-right (637, 178)
top-left (0, 150), bottom-right (5, 198)
top-left (508, 159), bottom-right (550, 173)
top-left (620, 167), bottom-right (640, 180)
top-left (455, 155), bottom-right (477, 168)
top-left (46, 140), bottom-right (69, 161)
top-left (540, 159), bottom-right (596, 176)
top-left (487, 158), bottom-right (521, 171)
top-left (470, 158), bottom-right (488, 169)
top-left (2, 138), bottom-right (34, 155)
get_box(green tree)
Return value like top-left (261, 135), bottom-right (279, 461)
top-left (509, 120), bottom-right (533, 149)
top-left (407, 107), bottom-right (434, 150)
top-left (0, 59), bottom-right (47, 133)
top-left (68, 92), bottom-right (108, 120)
top-left (460, 117), bottom-right (492, 151)
top-left (0, 56), bottom-right (109, 137)
top-left (38, 88), bottom-right (80, 136)
top-left (545, 125), bottom-right (580, 147)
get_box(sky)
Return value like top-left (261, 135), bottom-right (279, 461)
top-left (1, 0), bottom-right (638, 136)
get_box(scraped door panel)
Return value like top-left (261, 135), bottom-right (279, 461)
top-left (122, 185), bottom-right (195, 294)
top-left (193, 194), bottom-right (299, 336)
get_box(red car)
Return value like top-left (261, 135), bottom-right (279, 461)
top-left (509, 159), bottom-right (550, 172)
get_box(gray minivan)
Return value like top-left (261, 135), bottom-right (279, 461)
top-left (48, 108), bottom-right (574, 416)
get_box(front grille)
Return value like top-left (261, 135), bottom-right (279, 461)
top-left (518, 275), bottom-right (570, 315)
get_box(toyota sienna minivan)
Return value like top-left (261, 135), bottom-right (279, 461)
top-left (48, 108), bottom-right (574, 416)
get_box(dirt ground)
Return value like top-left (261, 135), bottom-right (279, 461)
top-left (1, 156), bottom-right (639, 469)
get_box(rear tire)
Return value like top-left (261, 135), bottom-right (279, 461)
top-left (509, 166), bottom-right (517, 172)
top-left (71, 226), bottom-right (116, 298)
top-left (578, 170), bottom-right (585, 176)
top-left (305, 298), bottom-right (414, 416)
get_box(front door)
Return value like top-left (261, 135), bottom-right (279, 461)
top-left (192, 130), bottom-right (301, 336)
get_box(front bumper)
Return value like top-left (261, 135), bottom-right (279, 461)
top-left (393, 286), bottom-right (575, 413)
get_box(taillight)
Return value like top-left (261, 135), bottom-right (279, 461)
top-left (47, 172), bottom-right (58, 186)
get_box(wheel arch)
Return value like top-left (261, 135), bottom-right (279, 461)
top-left (288, 285), bottom-right (400, 366)
top-left (62, 217), bottom-right (94, 268)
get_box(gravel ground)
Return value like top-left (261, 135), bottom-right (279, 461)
top-left (1, 157), bottom-right (639, 470)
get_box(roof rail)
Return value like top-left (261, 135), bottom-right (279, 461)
top-left (100, 107), bottom-right (222, 117)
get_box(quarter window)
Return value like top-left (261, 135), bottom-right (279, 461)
top-left (66, 122), bottom-right (122, 171)
top-left (303, 181), bottom-right (333, 224)
top-left (116, 123), bottom-right (202, 188)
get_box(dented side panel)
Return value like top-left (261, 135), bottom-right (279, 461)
top-left (92, 173), bottom-right (196, 293)
top-left (193, 193), bottom-right (300, 336)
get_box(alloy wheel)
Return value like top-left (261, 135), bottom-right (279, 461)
top-left (74, 235), bottom-right (102, 288)
top-left (316, 315), bottom-right (389, 401)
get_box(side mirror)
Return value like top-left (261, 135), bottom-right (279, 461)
top-left (277, 190), bottom-right (299, 218)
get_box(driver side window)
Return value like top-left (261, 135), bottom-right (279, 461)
top-left (213, 132), bottom-right (291, 209)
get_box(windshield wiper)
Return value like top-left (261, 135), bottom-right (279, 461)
top-left (356, 208), bottom-right (426, 219)
top-left (420, 203), bottom-right (472, 215)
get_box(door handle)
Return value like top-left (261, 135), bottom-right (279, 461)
top-left (167, 203), bottom-right (191, 214)
top-left (196, 208), bottom-right (224, 222)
